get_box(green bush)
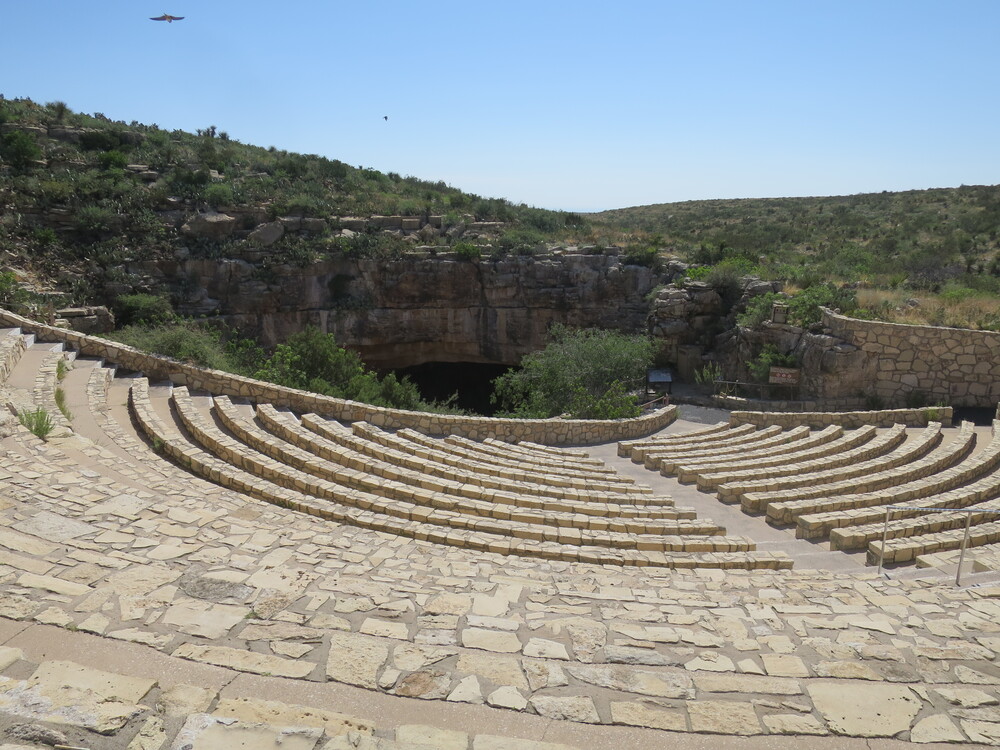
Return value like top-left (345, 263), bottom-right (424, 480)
top-left (114, 293), bottom-right (175, 326)
top-left (107, 322), bottom-right (238, 370)
top-left (747, 344), bottom-right (798, 382)
top-left (204, 183), bottom-right (234, 208)
top-left (737, 292), bottom-right (782, 328)
top-left (98, 150), bottom-right (128, 170)
top-left (452, 242), bottom-right (481, 260)
top-left (18, 407), bottom-right (54, 440)
top-left (253, 326), bottom-right (426, 410)
top-left (622, 246), bottom-right (663, 270)
top-left (0, 130), bottom-right (41, 172)
top-left (491, 325), bottom-right (652, 418)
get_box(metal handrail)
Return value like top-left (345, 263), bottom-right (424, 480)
top-left (876, 504), bottom-right (1000, 585)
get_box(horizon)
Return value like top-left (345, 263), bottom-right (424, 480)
top-left (4, 1), bottom-right (999, 213)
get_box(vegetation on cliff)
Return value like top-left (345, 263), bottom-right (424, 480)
top-left (593, 187), bottom-right (1000, 330)
top-left (0, 97), bottom-right (587, 311)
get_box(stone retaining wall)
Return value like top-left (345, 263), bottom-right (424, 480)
top-left (730, 407), bottom-right (952, 429)
top-left (0, 308), bottom-right (675, 445)
top-left (821, 309), bottom-right (1000, 407)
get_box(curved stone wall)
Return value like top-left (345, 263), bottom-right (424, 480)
top-left (0, 308), bottom-right (675, 445)
top-left (819, 309), bottom-right (1000, 407)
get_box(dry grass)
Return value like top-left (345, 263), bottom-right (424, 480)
top-left (856, 288), bottom-right (1000, 331)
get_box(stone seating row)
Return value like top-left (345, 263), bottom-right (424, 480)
top-left (695, 425), bottom-right (878, 492)
top-left (217, 397), bottom-right (691, 528)
top-left (624, 424), bottom-right (760, 464)
top-left (259, 405), bottom-right (680, 516)
top-left (671, 425), bottom-right (843, 483)
top-left (441, 433), bottom-right (623, 479)
top-left (482, 437), bottom-right (604, 466)
top-left (381, 424), bottom-right (634, 485)
top-left (133, 384), bottom-right (786, 568)
top-left (797, 435), bottom-right (1000, 544)
top-left (617, 421), bottom-right (739, 459)
top-left (732, 424), bottom-right (926, 511)
top-left (765, 422), bottom-right (992, 528)
top-left (645, 425), bottom-right (803, 473)
top-left (308, 415), bottom-right (651, 499)
top-left (838, 492), bottom-right (1000, 555)
top-left (872, 517), bottom-right (1000, 564)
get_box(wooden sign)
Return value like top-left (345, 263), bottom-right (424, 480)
top-left (769, 367), bottom-right (800, 385)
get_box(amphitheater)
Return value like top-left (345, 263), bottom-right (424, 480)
top-left (2, 308), bottom-right (1000, 749)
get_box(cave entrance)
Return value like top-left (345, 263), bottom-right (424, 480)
top-left (391, 362), bottom-right (511, 416)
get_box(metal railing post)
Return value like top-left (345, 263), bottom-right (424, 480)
top-left (877, 506), bottom-right (891, 576)
top-left (956, 512), bottom-right (974, 587)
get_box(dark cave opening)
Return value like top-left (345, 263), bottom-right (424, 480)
top-left (391, 362), bottom-right (512, 416)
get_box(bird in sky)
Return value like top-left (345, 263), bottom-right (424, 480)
top-left (150, 13), bottom-right (184, 22)
top-left (383, 116), bottom-right (389, 121)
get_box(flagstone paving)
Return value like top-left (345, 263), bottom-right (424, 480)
top-left (1, 341), bottom-right (1000, 745)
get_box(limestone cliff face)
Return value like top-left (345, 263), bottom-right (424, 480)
top-left (137, 253), bottom-right (662, 368)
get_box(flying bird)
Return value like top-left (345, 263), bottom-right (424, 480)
top-left (383, 116), bottom-right (388, 121)
top-left (150, 13), bottom-right (184, 22)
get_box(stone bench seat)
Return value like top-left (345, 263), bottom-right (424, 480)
top-left (633, 425), bottom-right (772, 466)
top-left (868, 517), bottom-right (1000, 565)
top-left (832, 493), bottom-right (1000, 552)
top-left (127, 380), bottom-right (785, 569)
top-left (486, 437), bottom-right (600, 463)
top-left (655, 425), bottom-right (815, 475)
top-left (641, 425), bottom-right (793, 471)
top-left (671, 425), bottom-right (845, 483)
top-left (442, 433), bottom-right (625, 478)
top-left (695, 425), bottom-right (878, 491)
top-left (303, 415), bottom-right (653, 500)
top-left (733, 424), bottom-right (927, 511)
top-left (800, 451), bottom-right (1000, 544)
top-left (765, 422), bottom-right (990, 526)
top-left (252, 402), bottom-right (689, 521)
top-left (172, 389), bottom-right (745, 552)
top-left (325, 419), bottom-right (652, 495)
top-left (617, 421), bottom-right (732, 458)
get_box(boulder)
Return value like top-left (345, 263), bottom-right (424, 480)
top-left (248, 222), bottom-right (285, 246)
top-left (181, 212), bottom-right (236, 241)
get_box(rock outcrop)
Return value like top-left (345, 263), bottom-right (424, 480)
top-left (137, 252), bottom-right (663, 368)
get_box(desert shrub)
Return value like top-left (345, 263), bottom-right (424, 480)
top-left (622, 246), bottom-right (661, 269)
top-left (98, 150), bottom-right (129, 170)
top-left (74, 205), bottom-right (117, 239)
top-left (737, 292), bottom-right (782, 328)
top-left (786, 284), bottom-right (856, 326)
top-left (253, 326), bottom-right (425, 410)
top-left (497, 228), bottom-right (545, 255)
top-left (18, 407), bottom-right (54, 440)
top-left (492, 325), bottom-right (652, 418)
top-left (204, 182), bottom-right (234, 208)
top-left (107, 322), bottom-right (238, 370)
top-left (79, 130), bottom-right (123, 151)
top-left (452, 241), bottom-right (481, 260)
top-left (0, 130), bottom-right (41, 172)
top-left (747, 345), bottom-right (798, 382)
top-left (114, 293), bottom-right (175, 326)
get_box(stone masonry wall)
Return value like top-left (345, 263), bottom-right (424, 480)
top-left (820, 309), bottom-right (1000, 408)
top-left (0, 308), bottom-right (676, 445)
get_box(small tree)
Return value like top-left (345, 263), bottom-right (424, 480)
top-left (492, 325), bottom-right (653, 418)
top-left (0, 130), bottom-right (41, 173)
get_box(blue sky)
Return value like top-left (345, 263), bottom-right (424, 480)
top-left (3, 1), bottom-right (998, 211)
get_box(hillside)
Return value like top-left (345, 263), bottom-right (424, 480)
top-left (0, 97), bottom-right (587, 309)
top-left (592, 188), bottom-right (1000, 288)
